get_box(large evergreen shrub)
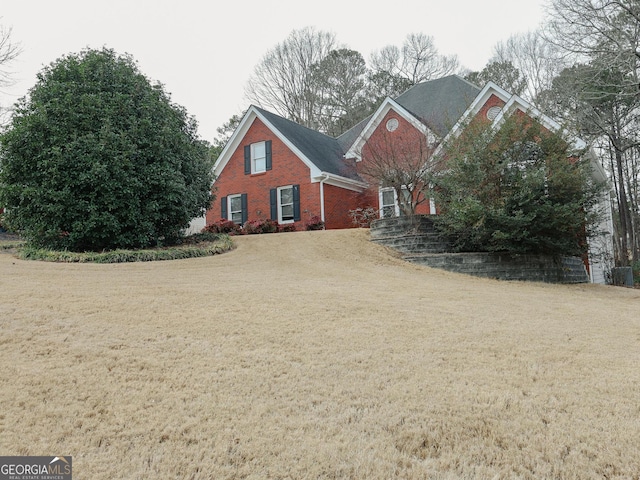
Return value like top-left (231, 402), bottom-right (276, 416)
top-left (433, 114), bottom-right (605, 256)
top-left (0, 48), bottom-right (214, 251)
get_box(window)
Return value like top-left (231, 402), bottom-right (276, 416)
top-left (380, 187), bottom-right (398, 218)
top-left (486, 105), bottom-right (502, 121)
top-left (279, 186), bottom-right (294, 222)
top-left (244, 140), bottom-right (272, 174)
top-left (228, 194), bottom-right (243, 224)
top-left (379, 186), bottom-right (410, 218)
top-left (270, 185), bottom-right (300, 223)
top-left (252, 142), bottom-right (266, 173)
top-left (221, 193), bottom-right (247, 225)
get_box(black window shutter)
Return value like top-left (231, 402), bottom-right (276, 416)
top-left (244, 145), bottom-right (251, 175)
top-left (241, 193), bottom-right (248, 225)
top-left (221, 196), bottom-right (227, 219)
top-left (270, 188), bottom-right (277, 221)
top-left (265, 140), bottom-right (272, 171)
top-left (293, 184), bottom-right (301, 221)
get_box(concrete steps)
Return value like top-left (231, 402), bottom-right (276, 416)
top-left (370, 216), bottom-right (452, 254)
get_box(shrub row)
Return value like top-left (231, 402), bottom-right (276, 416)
top-left (16, 235), bottom-right (234, 263)
top-left (204, 216), bottom-right (324, 235)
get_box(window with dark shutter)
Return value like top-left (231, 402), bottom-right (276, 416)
top-left (244, 146), bottom-right (251, 175)
top-left (270, 188), bottom-right (277, 221)
top-left (241, 193), bottom-right (248, 225)
top-left (221, 196), bottom-right (228, 219)
top-left (292, 184), bottom-right (300, 221)
top-left (274, 185), bottom-right (300, 223)
top-left (228, 194), bottom-right (244, 224)
top-left (265, 140), bottom-right (272, 171)
top-left (245, 141), bottom-right (270, 174)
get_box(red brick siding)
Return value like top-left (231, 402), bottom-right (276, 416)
top-left (322, 185), bottom-right (367, 229)
top-left (475, 94), bottom-right (506, 121)
top-left (207, 94), bottom-right (515, 231)
top-left (207, 117), bottom-right (321, 230)
top-left (355, 110), bottom-right (434, 215)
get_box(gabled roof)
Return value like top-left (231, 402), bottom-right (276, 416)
top-left (253, 107), bottom-right (356, 180)
top-left (394, 75), bottom-right (481, 137)
top-left (343, 75), bottom-right (480, 160)
top-left (214, 75), bottom-right (606, 189)
top-left (212, 106), bottom-right (365, 188)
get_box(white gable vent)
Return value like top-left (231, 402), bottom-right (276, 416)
top-left (386, 118), bottom-right (399, 132)
top-left (486, 106), bottom-right (502, 121)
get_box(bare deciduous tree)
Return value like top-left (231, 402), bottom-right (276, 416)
top-left (244, 27), bottom-right (338, 130)
top-left (543, 0), bottom-right (640, 264)
top-left (357, 126), bottom-right (437, 216)
top-left (492, 30), bottom-right (567, 105)
top-left (544, 0), bottom-right (640, 90)
top-left (0, 21), bottom-right (22, 122)
top-left (369, 33), bottom-right (460, 88)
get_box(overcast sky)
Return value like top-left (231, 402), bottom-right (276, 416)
top-left (1, 0), bottom-right (548, 142)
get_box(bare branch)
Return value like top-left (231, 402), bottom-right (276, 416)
top-left (0, 21), bottom-right (22, 89)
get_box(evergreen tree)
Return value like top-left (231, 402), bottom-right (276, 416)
top-left (434, 114), bottom-right (605, 256)
top-left (0, 48), bottom-right (214, 251)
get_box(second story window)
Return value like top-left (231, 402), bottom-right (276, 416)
top-left (244, 140), bottom-right (272, 175)
top-left (252, 142), bottom-right (266, 173)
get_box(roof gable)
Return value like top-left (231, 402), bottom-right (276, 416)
top-left (431, 81), bottom-right (608, 183)
top-left (438, 81), bottom-right (587, 152)
top-left (342, 75), bottom-right (482, 160)
top-left (343, 98), bottom-right (433, 160)
top-left (212, 106), bottom-right (363, 185)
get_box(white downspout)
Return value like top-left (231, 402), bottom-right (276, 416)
top-left (319, 173), bottom-right (328, 224)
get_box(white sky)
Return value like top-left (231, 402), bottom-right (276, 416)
top-left (1, 0), bottom-right (548, 142)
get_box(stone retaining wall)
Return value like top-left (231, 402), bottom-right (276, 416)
top-left (370, 215), bottom-right (589, 283)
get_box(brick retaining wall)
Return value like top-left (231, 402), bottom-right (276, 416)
top-left (370, 216), bottom-right (589, 284)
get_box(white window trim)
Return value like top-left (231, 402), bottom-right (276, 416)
top-left (277, 185), bottom-right (295, 224)
top-left (228, 194), bottom-right (243, 224)
top-left (379, 186), bottom-right (415, 218)
top-left (251, 141), bottom-right (267, 174)
top-left (379, 187), bottom-right (400, 218)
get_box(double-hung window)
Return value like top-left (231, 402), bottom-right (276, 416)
top-left (252, 142), bottom-right (266, 173)
top-left (278, 186), bottom-right (294, 222)
top-left (379, 186), bottom-right (410, 218)
top-left (270, 185), bottom-right (300, 224)
top-left (228, 194), bottom-right (244, 224)
top-left (221, 193), bottom-right (247, 225)
top-left (244, 140), bottom-right (272, 174)
top-left (380, 188), bottom-right (398, 218)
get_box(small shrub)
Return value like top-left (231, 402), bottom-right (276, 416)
top-left (180, 231), bottom-right (221, 245)
top-left (278, 223), bottom-right (297, 233)
top-left (203, 219), bottom-right (242, 235)
top-left (244, 218), bottom-right (279, 234)
top-left (305, 215), bottom-right (325, 231)
top-left (349, 207), bottom-right (378, 228)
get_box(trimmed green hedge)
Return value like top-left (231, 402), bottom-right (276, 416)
top-left (12, 235), bottom-right (234, 263)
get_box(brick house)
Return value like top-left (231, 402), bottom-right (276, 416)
top-left (201, 75), bottom-right (613, 282)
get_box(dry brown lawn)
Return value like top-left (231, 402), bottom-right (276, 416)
top-left (1, 229), bottom-right (639, 479)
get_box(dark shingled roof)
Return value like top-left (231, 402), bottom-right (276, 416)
top-left (336, 75), bottom-right (481, 149)
top-left (254, 106), bottom-right (359, 180)
top-left (394, 75), bottom-right (481, 137)
top-left (254, 75), bottom-right (482, 179)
